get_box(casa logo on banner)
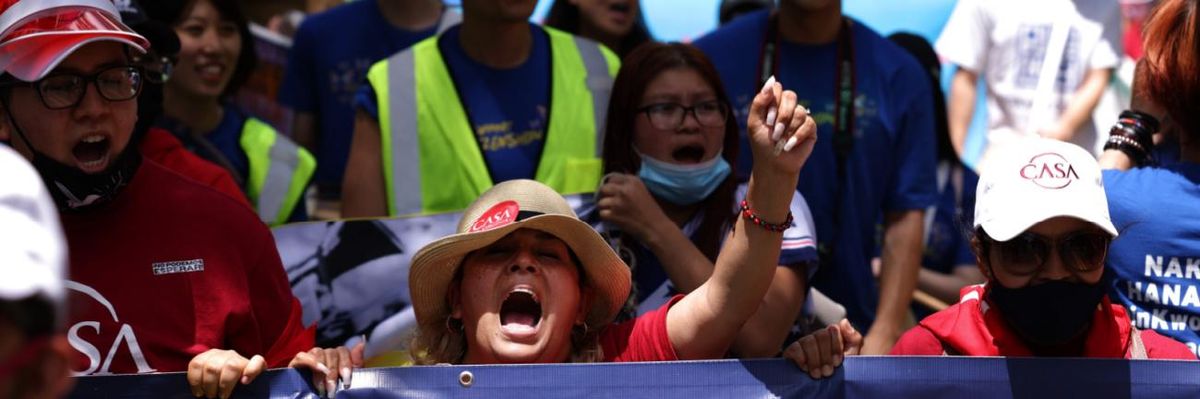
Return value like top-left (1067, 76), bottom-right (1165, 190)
top-left (1020, 152), bottom-right (1080, 189)
top-left (469, 200), bottom-right (520, 233)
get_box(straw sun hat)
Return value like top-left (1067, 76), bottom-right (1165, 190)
top-left (409, 180), bottom-right (631, 331)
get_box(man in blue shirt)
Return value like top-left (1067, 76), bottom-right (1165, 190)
top-left (695, 0), bottom-right (937, 354)
top-left (352, 22), bottom-right (553, 184)
top-left (339, 0), bottom-right (616, 218)
top-left (278, 0), bottom-right (458, 200)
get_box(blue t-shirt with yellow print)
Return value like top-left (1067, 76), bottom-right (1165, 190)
top-left (355, 23), bottom-right (550, 183)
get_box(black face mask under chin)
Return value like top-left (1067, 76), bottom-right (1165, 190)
top-left (3, 103), bottom-right (141, 211)
top-left (987, 272), bottom-right (1109, 350)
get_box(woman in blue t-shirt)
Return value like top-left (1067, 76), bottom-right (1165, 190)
top-left (146, 0), bottom-right (312, 224)
top-left (587, 42), bottom-right (819, 358)
top-left (1097, 0), bottom-right (1200, 360)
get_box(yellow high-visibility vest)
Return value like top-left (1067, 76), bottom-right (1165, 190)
top-left (365, 26), bottom-right (619, 216)
top-left (240, 117), bottom-right (315, 225)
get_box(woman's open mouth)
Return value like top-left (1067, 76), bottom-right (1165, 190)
top-left (499, 288), bottom-right (542, 339)
top-left (72, 134), bottom-right (111, 173)
top-left (672, 144), bottom-right (707, 164)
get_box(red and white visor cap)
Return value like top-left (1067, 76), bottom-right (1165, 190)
top-left (0, 0), bottom-right (148, 82)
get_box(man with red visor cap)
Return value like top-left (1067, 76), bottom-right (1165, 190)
top-left (889, 137), bottom-right (1194, 359)
top-left (0, 1), bottom-right (316, 397)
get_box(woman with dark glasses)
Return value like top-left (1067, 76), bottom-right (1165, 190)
top-left (885, 137), bottom-right (1194, 358)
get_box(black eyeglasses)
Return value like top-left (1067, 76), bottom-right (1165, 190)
top-left (637, 100), bottom-right (729, 130)
top-left (983, 229), bottom-right (1111, 277)
top-left (3, 66), bottom-right (143, 110)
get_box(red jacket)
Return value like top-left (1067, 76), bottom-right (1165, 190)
top-left (891, 284), bottom-right (1195, 359)
top-left (139, 127), bottom-right (249, 208)
top-left (62, 160), bottom-right (314, 374)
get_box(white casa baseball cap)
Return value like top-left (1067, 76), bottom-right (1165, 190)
top-left (974, 138), bottom-right (1119, 241)
top-left (0, 0), bottom-right (149, 82)
top-left (0, 145), bottom-right (67, 311)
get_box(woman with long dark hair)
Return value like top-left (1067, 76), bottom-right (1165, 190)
top-left (146, 0), bottom-right (315, 226)
top-left (589, 42), bottom-right (819, 358)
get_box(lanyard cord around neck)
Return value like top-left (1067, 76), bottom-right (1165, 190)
top-left (757, 12), bottom-right (856, 266)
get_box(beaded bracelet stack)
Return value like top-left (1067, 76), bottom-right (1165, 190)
top-left (739, 199), bottom-right (793, 232)
top-left (1103, 110), bottom-right (1159, 167)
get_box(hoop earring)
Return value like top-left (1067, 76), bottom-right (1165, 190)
top-left (573, 322), bottom-right (590, 338)
top-left (446, 317), bottom-right (464, 334)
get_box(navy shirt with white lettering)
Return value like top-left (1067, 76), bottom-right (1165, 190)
top-left (1104, 164), bottom-right (1200, 359)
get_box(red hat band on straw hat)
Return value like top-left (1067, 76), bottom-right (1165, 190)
top-left (0, 0), bottom-right (148, 82)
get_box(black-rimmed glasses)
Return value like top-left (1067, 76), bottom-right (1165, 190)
top-left (2, 65), bottom-right (143, 110)
top-left (637, 100), bottom-right (728, 130)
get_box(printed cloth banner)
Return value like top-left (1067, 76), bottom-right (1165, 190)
top-left (67, 357), bottom-right (1200, 398)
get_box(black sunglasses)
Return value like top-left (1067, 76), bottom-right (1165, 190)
top-left (982, 229), bottom-right (1111, 277)
top-left (1, 65), bottom-right (143, 110)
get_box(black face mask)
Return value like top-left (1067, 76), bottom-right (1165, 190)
top-left (3, 100), bottom-right (141, 211)
top-left (28, 145), bottom-right (141, 211)
top-left (987, 275), bottom-right (1109, 348)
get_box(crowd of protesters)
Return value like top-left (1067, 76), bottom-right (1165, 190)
top-left (1, 0), bottom-right (1199, 397)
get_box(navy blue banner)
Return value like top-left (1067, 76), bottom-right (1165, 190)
top-left (68, 357), bottom-right (1200, 399)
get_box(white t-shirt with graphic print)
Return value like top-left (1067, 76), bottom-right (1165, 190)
top-left (937, 0), bottom-right (1121, 152)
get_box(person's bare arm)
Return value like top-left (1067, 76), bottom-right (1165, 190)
top-left (730, 265), bottom-right (808, 357)
top-left (948, 68), bottom-right (979, 157)
top-left (1098, 149), bottom-right (1135, 170)
top-left (1100, 61), bottom-right (1153, 171)
top-left (340, 110), bottom-right (388, 218)
top-left (665, 79), bottom-right (816, 360)
top-left (291, 112), bottom-right (318, 154)
top-left (1041, 68), bottom-right (1113, 141)
top-left (860, 210), bottom-right (923, 355)
top-left (598, 175), bottom-right (811, 357)
top-left (917, 265), bottom-right (984, 305)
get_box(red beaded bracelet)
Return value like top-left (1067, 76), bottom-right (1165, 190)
top-left (739, 199), bottom-right (793, 232)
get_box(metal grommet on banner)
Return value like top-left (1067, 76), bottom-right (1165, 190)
top-left (459, 370), bottom-right (474, 388)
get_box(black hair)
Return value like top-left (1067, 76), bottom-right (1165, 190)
top-left (0, 298), bottom-right (57, 338)
top-left (887, 32), bottom-right (957, 163)
top-left (141, 0), bottom-right (257, 99)
top-left (544, 0), bottom-right (653, 58)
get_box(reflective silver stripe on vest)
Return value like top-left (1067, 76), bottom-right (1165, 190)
top-left (259, 136), bottom-right (302, 222)
top-left (573, 37), bottom-right (612, 156)
top-left (436, 10), bottom-right (461, 33)
top-left (387, 50), bottom-right (423, 216)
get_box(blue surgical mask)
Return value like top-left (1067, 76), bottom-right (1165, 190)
top-left (637, 150), bottom-right (731, 206)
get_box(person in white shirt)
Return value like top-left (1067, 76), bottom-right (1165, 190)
top-left (938, 0), bottom-right (1121, 167)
